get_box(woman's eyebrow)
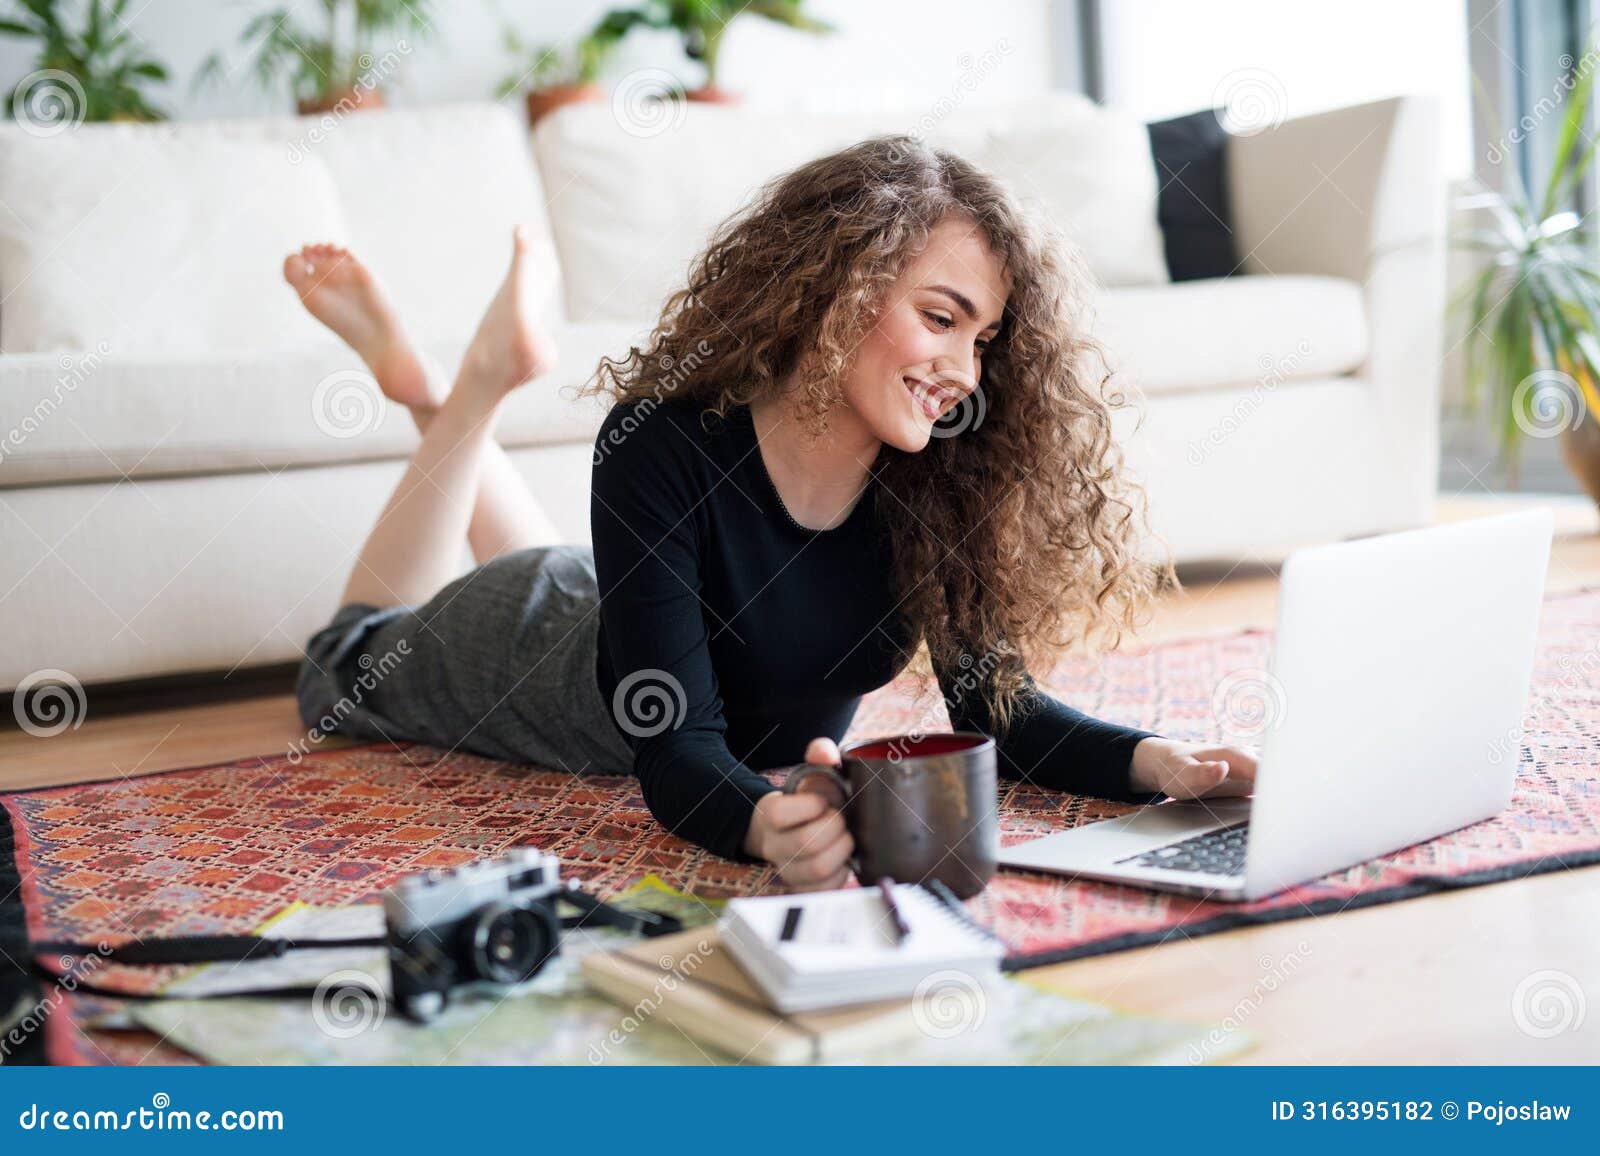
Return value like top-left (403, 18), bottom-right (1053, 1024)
top-left (925, 283), bottom-right (1002, 330)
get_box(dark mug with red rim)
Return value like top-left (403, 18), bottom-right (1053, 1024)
top-left (780, 732), bottom-right (999, 899)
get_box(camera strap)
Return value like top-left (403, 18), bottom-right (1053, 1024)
top-left (2, 885), bottom-right (682, 1003)
top-left (0, 934), bottom-right (387, 1005)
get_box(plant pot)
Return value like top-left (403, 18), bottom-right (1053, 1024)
top-left (1560, 414), bottom-right (1600, 508)
top-left (524, 83), bottom-right (602, 127)
top-left (297, 85), bottom-right (386, 117)
top-left (684, 85), bottom-right (739, 104)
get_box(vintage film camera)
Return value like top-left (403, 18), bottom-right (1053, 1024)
top-left (382, 848), bottom-right (680, 1021)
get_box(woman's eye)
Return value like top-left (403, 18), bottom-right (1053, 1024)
top-left (923, 310), bottom-right (955, 330)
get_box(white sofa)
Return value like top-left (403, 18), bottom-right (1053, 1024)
top-left (0, 94), bottom-right (1444, 690)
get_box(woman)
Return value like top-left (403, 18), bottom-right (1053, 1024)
top-left (291, 135), bottom-right (1257, 891)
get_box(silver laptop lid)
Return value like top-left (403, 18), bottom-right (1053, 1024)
top-left (1241, 509), bottom-right (1554, 900)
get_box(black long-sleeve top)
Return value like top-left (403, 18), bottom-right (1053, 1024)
top-left (590, 399), bottom-right (1165, 862)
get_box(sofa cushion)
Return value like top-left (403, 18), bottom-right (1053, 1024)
top-left (1096, 274), bottom-right (1367, 396)
top-left (0, 319), bottom-right (643, 487)
top-left (0, 103), bottom-right (562, 355)
top-left (533, 95), bottom-right (1167, 324)
top-left (977, 113), bottom-right (1169, 288)
top-left (0, 128), bottom-right (349, 354)
top-left (300, 103), bottom-right (563, 344)
top-left (533, 104), bottom-right (902, 325)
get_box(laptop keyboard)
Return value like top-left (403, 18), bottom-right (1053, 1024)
top-left (1116, 822), bottom-right (1251, 877)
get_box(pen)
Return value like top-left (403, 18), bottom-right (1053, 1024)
top-left (878, 876), bottom-right (911, 945)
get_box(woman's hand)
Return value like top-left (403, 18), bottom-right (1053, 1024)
top-left (743, 737), bottom-right (855, 890)
top-left (1130, 736), bottom-right (1259, 799)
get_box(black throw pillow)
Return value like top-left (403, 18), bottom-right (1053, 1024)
top-left (1147, 108), bottom-right (1238, 281)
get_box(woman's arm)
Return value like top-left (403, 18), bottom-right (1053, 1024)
top-left (933, 653), bottom-right (1167, 802)
top-left (590, 406), bottom-right (777, 861)
top-left (933, 651), bottom-right (1260, 801)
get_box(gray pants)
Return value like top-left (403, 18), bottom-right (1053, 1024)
top-left (295, 545), bottom-right (635, 776)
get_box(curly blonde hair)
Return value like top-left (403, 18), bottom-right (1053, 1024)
top-left (580, 134), bottom-right (1176, 732)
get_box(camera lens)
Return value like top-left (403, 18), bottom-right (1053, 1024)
top-left (467, 902), bottom-right (559, 985)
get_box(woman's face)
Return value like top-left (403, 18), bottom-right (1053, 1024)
top-left (839, 215), bottom-right (1010, 453)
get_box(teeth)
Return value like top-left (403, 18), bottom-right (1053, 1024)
top-left (907, 377), bottom-right (960, 419)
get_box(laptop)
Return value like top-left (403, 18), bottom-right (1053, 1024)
top-left (998, 509), bottom-right (1555, 902)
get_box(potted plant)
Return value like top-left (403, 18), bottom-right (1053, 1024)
top-left (498, 19), bottom-right (627, 127)
top-left (200, 0), bottom-right (433, 116)
top-left (0, 0), bottom-right (170, 124)
top-left (593, 0), bottom-right (832, 103)
top-left (1453, 62), bottom-right (1600, 503)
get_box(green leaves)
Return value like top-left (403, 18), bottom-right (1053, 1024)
top-left (590, 0), bottom-right (832, 87)
top-left (1451, 53), bottom-right (1600, 477)
top-left (199, 0), bottom-right (432, 107)
top-left (498, 19), bottom-right (624, 95)
top-left (1540, 62), bottom-right (1600, 220)
top-left (1, 0), bottom-right (170, 121)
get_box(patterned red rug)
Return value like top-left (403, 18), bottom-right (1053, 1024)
top-left (6, 585), bottom-right (1600, 1064)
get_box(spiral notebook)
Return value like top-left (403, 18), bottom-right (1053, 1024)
top-left (718, 883), bottom-right (1004, 1013)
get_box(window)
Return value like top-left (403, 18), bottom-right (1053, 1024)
top-left (1094, 0), bottom-right (1473, 177)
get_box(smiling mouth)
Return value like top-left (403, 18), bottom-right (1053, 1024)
top-left (905, 377), bottom-right (959, 421)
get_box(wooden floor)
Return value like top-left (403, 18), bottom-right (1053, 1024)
top-left (4, 492), bottom-right (1598, 1063)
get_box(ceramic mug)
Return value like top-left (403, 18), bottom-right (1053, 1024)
top-left (780, 732), bottom-right (999, 899)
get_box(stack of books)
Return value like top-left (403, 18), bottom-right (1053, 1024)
top-left (581, 883), bottom-right (1005, 1063)
top-left (718, 884), bottom-right (1004, 1012)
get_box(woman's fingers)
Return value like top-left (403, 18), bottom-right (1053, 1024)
top-left (1191, 746), bottom-right (1258, 796)
top-left (811, 866), bottom-right (853, 891)
top-left (1193, 760), bottom-right (1233, 794)
top-left (1154, 758), bottom-right (1229, 799)
top-left (804, 736), bottom-right (842, 765)
top-left (783, 825), bottom-right (856, 888)
top-left (1163, 759), bottom-right (1223, 798)
top-left (790, 809), bottom-right (847, 856)
top-left (1166, 746), bottom-right (1259, 799)
top-left (771, 810), bottom-right (853, 886)
top-left (764, 789), bottom-right (831, 830)
top-left (771, 737), bottom-right (854, 888)
top-left (786, 737), bottom-right (847, 808)
top-left (766, 803), bottom-right (845, 858)
top-left (1191, 746), bottom-right (1256, 775)
top-left (1217, 746), bottom-right (1259, 785)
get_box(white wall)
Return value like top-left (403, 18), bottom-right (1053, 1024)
top-left (0, 0), bottom-right (1474, 166)
top-left (1098, 0), bottom-right (1473, 177)
top-left (0, 0), bottom-right (1058, 122)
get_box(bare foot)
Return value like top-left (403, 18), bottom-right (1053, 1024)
top-left (283, 243), bottom-right (442, 411)
top-left (456, 226), bottom-right (560, 401)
